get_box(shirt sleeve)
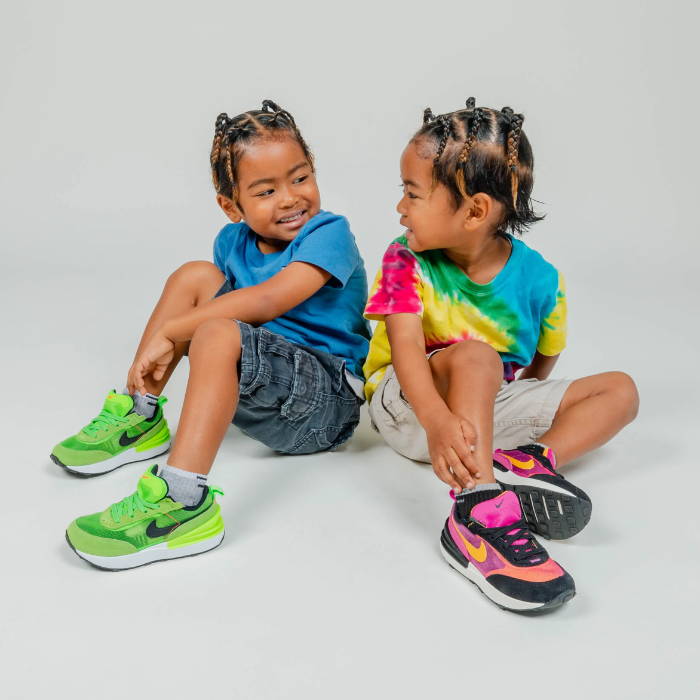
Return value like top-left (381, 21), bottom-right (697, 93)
top-left (213, 226), bottom-right (231, 274)
top-left (537, 271), bottom-right (567, 356)
top-left (364, 240), bottom-right (424, 320)
top-left (291, 216), bottom-right (360, 288)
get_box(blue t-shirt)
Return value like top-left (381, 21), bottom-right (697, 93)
top-left (213, 210), bottom-right (371, 378)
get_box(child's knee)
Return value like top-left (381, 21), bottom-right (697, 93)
top-left (167, 260), bottom-right (222, 290)
top-left (607, 371), bottom-right (639, 421)
top-left (189, 318), bottom-right (241, 361)
top-left (446, 339), bottom-right (502, 374)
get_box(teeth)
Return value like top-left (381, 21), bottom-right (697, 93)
top-left (280, 211), bottom-right (303, 223)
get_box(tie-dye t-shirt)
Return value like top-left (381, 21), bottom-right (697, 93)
top-left (362, 235), bottom-right (566, 401)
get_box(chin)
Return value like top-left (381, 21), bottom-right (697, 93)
top-left (406, 237), bottom-right (423, 252)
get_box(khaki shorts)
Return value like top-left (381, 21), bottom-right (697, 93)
top-left (368, 365), bottom-right (572, 463)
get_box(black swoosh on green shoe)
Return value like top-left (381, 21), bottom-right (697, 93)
top-left (145, 520), bottom-right (180, 538)
top-left (119, 428), bottom-right (149, 447)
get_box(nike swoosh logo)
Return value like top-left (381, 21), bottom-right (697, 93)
top-left (451, 516), bottom-right (487, 563)
top-left (506, 455), bottom-right (535, 470)
top-left (146, 520), bottom-right (180, 538)
top-left (118, 420), bottom-right (157, 447)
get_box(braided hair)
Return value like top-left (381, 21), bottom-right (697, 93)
top-left (414, 97), bottom-right (543, 236)
top-left (210, 100), bottom-right (314, 201)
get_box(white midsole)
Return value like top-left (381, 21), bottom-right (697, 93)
top-left (62, 442), bottom-right (171, 475)
top-left (440, 544), bottom-right (541, 611)
top-left (494, 467), bottom-right (579, 497)
top-left (74, 530), bottom-right (224, 570)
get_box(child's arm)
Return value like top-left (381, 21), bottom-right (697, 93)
top-left (164, 261), bottom-right (330, 341)
top-left (386, 314), bottom-right (480, 491)
top-left (129, 262), bottom-right (331, 393)
top-left (519, 352), bottom-right (560, 380)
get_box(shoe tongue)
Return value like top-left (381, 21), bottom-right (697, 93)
top-left (137, 467), bottom-right (168, 503)
top-left (103, 391), bottom-right (134, 418)
top-left (471, 491), bottom-right (522, 528)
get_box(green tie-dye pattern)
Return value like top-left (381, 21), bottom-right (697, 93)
top-left (396, 236), bottom-right (522, 351)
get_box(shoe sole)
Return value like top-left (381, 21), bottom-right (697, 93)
top-left (51, 442), bottom-right (171, 477)
top-left (66, 523), bottom-right (225, 571)
top-left (493, 465), bottom-right (592, 540)
top-left (439, 530), bottom-right (575, 614)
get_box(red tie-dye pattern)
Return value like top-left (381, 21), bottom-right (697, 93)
top-left (365, 242), bottom-right (423, 316)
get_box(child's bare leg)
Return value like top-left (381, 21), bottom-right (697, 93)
top-left (167, 319), bottom-right (241, 475)
top-left (128, 261), bottom-right (225, 395)
top-left (539, 371), bottom-right (639, 465)
top-left (429, 340), bottom-right (503, 485)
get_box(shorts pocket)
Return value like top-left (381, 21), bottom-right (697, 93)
top-left (279, 349), bottom-right (322, 423)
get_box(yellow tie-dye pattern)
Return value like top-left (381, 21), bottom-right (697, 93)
top-left (420, 281), bottom-right (514, 352)
top-left (536, 272), bottom-right (567, 356)
top-left (363, 277), bottom-right (515, 402)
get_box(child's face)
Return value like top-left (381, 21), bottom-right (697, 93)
top-left (219, 136), bottom-right (320, 246)
top-left (397, 141), bottom-right (490, 252)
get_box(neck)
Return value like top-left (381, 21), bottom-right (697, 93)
top-left (444, 233), bottom-right (511, 283)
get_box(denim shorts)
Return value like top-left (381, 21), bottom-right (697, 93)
top-left (231, 321), bottom-right (363, 454)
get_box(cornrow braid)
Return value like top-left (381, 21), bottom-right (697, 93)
top-left (429, 114), bottom-right (454, 187)
top-left (210, 100), bottom-right (314, 201)
top-left (455, 106), bottom-right (484, 198)
top-left (502, 106), bottom-right (525, 207)
top-left (412, 96), bottom-right (543, 236)
top-left (210, 113), bottom-right (232, 192)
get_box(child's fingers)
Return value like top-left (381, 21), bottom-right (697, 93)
top-left (433, 456), bottom-right (461, 491)
top-left (452, 438), bottom-right (480, 480)
top-left (445, 447), bottom-right (474, 490)
top-left (134, 360), bottom-right (148, 395)
top-left (459, 419), bottom-right (477, 446)
top-left (458, 420), bottom-right (481, 478)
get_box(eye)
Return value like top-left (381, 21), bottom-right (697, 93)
top-left (293, 175), bottom-right (308, 184)
top-left (256, 189), bottom-right (274, 197)
top-left (400, 183), bottom-right (418, 199)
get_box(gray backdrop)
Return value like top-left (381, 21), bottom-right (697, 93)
top-left (1, 1), bottom-right (697, 698)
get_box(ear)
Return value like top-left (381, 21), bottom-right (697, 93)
top-left (462, 193), bottom-right (493, 231)
top-left (216, 194), bottom-right (243, 223)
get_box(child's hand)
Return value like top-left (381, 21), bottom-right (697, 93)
top-left (127, 332), bottom-right (175, 395)
top-left (424, 411), bottom-right (480, 491)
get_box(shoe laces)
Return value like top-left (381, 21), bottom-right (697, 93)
top-left (82, 409), bottom-right (129, 436)
top-left (480, 518), bottom-right (547, 564)
top-left (110, 491), bottom-right (161, 523)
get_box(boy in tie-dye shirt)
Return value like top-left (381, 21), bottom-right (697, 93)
top-left (364, 233), bottom-right (566, 399)
top-left (363, 98), bottom-right (638, 614)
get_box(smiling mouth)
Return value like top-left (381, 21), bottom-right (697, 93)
top-left (277, 210), bottom-right (307, 224)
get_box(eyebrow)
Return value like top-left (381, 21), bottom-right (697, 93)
top-left (247, 161), bottom-right (309, 191)
top-left (402, 178), bottom-right (421, 188)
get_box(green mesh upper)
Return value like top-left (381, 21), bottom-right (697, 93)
top-left (67, 466), bottom-right (222, 555)
top-left (52, 392), bottom-right (170, 466)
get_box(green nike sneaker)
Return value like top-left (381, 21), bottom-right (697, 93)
top-left (51, 391), bottom-right (171, 476)
top-left (66, 466), bottom-right (225, 570)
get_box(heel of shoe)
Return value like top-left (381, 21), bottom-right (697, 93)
top-left (136, 421), bottom-right (170, 452)
top-left (167, 505), bottom-right (225, 550)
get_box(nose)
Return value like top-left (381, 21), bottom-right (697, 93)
top-left (396, 193), bottom-right (407, 217)
top-left (279, 185), bottom-right (297, 208)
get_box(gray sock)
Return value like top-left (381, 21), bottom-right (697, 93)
top-left (458, 483), bottom-right (502, 497)
top-left (123, 387), bottom-right (159, 419)
top-left (159, 464), bottom-right (207, 506)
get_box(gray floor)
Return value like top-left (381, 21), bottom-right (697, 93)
top-left (2, 267), bottom-right (696, 699)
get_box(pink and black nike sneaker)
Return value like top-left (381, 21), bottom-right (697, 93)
top-left (440, 490), bottom-right (575, 613)
top-left (493, 444), bottom-right (592, 540)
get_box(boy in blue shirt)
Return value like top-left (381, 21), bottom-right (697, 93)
top-left (52, 101), bottom-right (370, 570)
